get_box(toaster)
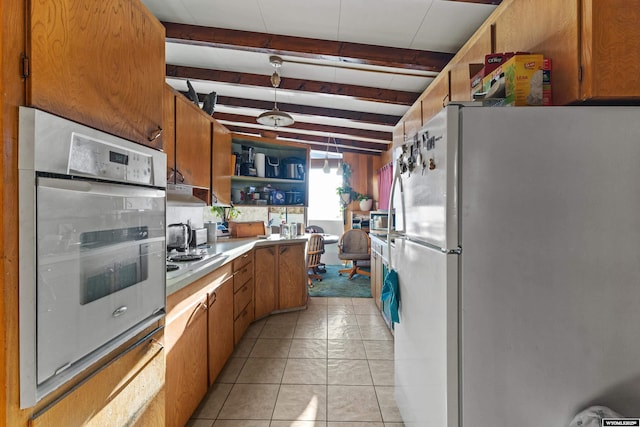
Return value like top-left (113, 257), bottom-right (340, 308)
top-left (190, 228), bottom-right (208, 247)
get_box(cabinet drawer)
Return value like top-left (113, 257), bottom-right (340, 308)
top-left (234, 280), bottom-right (253, 319)
top-left (233, 251), bottom-right (253, 271)
top-left (234, 300), bottom-right (254, 345)
top-left (233, 260), bottom-right (253, 292)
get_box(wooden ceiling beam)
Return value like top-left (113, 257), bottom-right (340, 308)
top-left (213, 112), bottom-right (391, 142)
top-left (203, 94), bottom-right (401, 126)
top-left (167, 65), bottom-right (419, 105)
top-left (163, 22), bottom-right (453, 73)
top-left (225, 125), bottom-right (388, 154)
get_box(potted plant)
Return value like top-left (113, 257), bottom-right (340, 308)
top-left (356, 193), bottom-right (373, 211)
top-left (336, 162), bottom-right (353, 205)
top-left (210, 205), bottom-right (241, 227)
top-left (336, 185), bottom-right (352, 205)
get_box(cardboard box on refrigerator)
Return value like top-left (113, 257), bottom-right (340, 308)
top-left (503, 54), bottom-right (546, 106)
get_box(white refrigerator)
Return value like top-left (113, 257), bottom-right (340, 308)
top-left (390, 104), bottom-right (640, 426)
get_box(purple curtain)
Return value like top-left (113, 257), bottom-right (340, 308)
top-left (378, 162), bottom-right (393, 210)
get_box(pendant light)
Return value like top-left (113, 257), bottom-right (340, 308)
top-left (257, 56), bottom-right (295, 128)
top-left (322, 142), bottom-right (331, 173)
top-left (333, 137), bottom-right (343, 176)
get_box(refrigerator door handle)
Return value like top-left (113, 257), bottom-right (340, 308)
top-left (387, 163), bottom-right (407, 270)
top-left (393, 234), bottom-right (462, 254)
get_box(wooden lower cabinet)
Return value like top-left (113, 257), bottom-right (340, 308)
top-left (234, 300), bottom-right (254, 345)
top-left (31, 330), bottom-right (165, 427)
top-left (233, 250), bottom-right (254, 344)
top-left (254, 242), bottom-right (308, 316)
top-left (207, 276), bottom-right (234, 386)
top-left (165, 295), bottom-right (208, 427)
top-left (278, 243), bottom-right (308, 310)
top-left (254, 246), bottom-right (277, 318)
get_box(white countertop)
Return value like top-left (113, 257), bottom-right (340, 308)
top-left (166, 234), bottom-right (309, 295)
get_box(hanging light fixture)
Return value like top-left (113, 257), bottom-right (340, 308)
top-left (322, 141), bottom-right (331, 173)
top-left (333, 137), bottom-right (343, 176)
top-left (257, 56), bottom-right (295, 128)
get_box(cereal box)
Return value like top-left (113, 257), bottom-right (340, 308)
top-left (503, 54), bottom-right (545, 106)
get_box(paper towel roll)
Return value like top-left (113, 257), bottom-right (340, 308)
top-left (255, 153), bottom-right (266, 177)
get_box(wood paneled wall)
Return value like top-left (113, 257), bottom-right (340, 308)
top-left (343, 152), bottom-right (382, 211)
top-left (2, 0), bottom-right (26, 425)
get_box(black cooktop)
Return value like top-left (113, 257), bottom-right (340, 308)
top-left (169, 254), bottom-right (204, 262)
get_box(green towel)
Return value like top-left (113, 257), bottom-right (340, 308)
top-left (382, 269), bottom-right (400, 323)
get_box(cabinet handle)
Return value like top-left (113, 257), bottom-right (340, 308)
top-left (147, 126), bottom-right (163, 142)
top-left (280, 247), bottom-right (289, 255)
top-left (210, 291), bottom-right (217, 305)
top-left (167, 167), bottom-right (185, 183)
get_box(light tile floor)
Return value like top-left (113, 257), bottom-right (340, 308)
top-left (187, 296), bottom-right (404, 427)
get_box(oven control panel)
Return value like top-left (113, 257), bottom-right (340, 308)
top-left (68, 133), bottom-right (153, 185)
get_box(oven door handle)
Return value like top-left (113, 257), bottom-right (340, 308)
top-left (38, 176), bottom-right (165, 199)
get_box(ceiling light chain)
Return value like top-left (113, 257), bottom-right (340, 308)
top-left (256, 55), bottom-right (294, 128)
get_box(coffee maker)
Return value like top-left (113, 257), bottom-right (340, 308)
top-left (240, 145), bottom-right (256, 176)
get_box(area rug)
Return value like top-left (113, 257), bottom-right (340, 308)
top-left (308, 264), bottom-right (372, 298)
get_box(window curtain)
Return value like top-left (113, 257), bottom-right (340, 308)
top-left (378, 162), bottom-right (393, 210)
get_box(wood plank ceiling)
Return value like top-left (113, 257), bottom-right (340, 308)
top-left (142, 0), bottom-right (500, 156)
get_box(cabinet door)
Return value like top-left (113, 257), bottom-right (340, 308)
top-left (175, 95), bottom-right (211, 188)
top-left (254, 246), bottom-right (277, 319)
top-left (165, 296), bottom-right (208, 427)
top-left (373, 247), bottom-right (384, 310)
top-left (208, 277), bottom-right (234, 386)
top-left (28, 0), bottom-right (165, 147)
top-left (278, 243), bottom-right (308, 310)
top-left (371, 247), bottom-right (380, 309)
top-left (164, 84), bottom-right (177, 180)
top-left (212, 120), bottom-right (232, 204)
top-left (494, 0), bottom-right (579, 106)
top-left (580, 0), bottom-right (640, 100)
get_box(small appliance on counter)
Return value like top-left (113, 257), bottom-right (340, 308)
top-left (189, 228), bottom-right (207, 248)
top-left (167, 223), bottom-right (191, 251)
top-left (369, 210), bottom-right (394, 234)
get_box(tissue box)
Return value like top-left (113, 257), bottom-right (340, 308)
top-left (503, 54), bottom-right (545, 106)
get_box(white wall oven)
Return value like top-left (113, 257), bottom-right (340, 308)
top-left (18, 107), bottom-right (167, 407)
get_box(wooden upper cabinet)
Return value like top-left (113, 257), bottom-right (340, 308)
top-left (580, 0), bottom-right (640, 101)
top-left (212, 120), bottom-right (232, 205)
top-left (421, 74), bottom-right (450, 127)
top-left (163, 84), bottom-right (177, 178)
top-left (27, 0), bottom-right (165, 148)
top-left (493, 0), bottom-right (580, 106)
top-left (175, 95), bottom-right (211, 189)
top-left (450, 24), bottom-right (493, 103)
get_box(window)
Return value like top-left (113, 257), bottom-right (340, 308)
top-left (307, 168), bottom-right (343, 221)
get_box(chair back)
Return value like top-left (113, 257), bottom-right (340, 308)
top-left (338, 228), bottom-right (370, 256)
top-left (307, 234), bottom-right (325, 269)
top-left (305, 225), bottom-right (325, 233)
